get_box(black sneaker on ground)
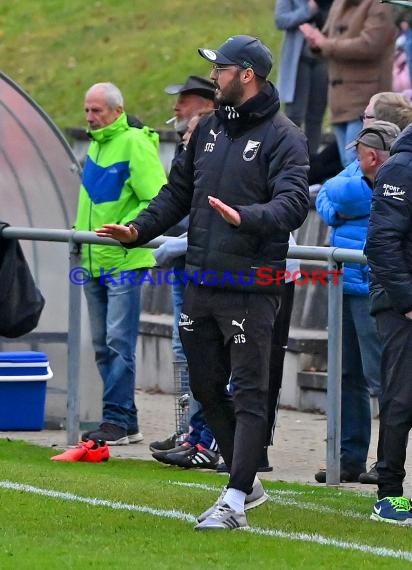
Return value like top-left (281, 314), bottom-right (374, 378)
top-left (152, 442), bottom-right (193, 464)
top-left (358, 462), bottom-right (378, 484)
top-left (162, 444), bottom-right (219, 469)
top-left (82, 422), bottom-right (128, 446)
top-left (149, 433), bottom-right (177, 453)
top-left (314, 468), bottom-right (362, 483)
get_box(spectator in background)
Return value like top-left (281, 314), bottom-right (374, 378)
top-left (366, 122), bottom-right (412, 525)
top-left (315, 91), bottom-right (412, 485)
top-left (151, 110), bottom-right (221, 471)
top-left (399, 14), bottom-right (412, 87)
top-left (76, 82), bottom-right (166, 445)
top-left (275, 0), bottom-right (332, 155)
top-left (161, 77), bottom-right (215, 362)
top-left (316, 108), bottom-right (402, 485)
top-left (371, 91), bottom-right (412, 130)
top-left (300, 0), bottom-right (397, 166)
top-left (149, 79), bottom-right (218, 468)
top-left (309, 90), bottom-right (412, 195)
top-left (392, 26), bottom-right (411, 93)
top-left (165, 75), bottom-right (216, 156)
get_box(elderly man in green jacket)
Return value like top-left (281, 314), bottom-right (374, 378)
top-left (75, 82), bottom-right (166, 445)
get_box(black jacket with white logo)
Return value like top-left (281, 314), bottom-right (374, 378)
top-left (129, 82), bottom-right (309, 293)
top-left (366, 123), bottom-right (412, 315)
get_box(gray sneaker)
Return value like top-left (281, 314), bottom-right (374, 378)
top-left (195, 503), bottom-right (248, 530)
top-left (197, 478), bottom-right (268, 523)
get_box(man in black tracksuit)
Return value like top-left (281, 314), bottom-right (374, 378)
top-left (96, 35), bottom-right (309, 529)
top-left (366, 122), bottom-right (412, 525)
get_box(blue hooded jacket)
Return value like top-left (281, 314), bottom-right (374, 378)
top-left (316, 161), bottom-right (371, 295)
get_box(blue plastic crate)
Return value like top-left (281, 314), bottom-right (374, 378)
top-left (0, 351), bottom-right (53, 430)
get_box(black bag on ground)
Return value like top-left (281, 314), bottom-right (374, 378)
top-left (0, 222), bottom-right (45, 338)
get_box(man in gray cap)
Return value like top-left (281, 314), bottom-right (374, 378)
top-left (150, 75), bottom-right (218, 464)
top-left (315, 120), bottom-right (400, 487)
top-left (346, 121), bottom-right (401, 181)
top-left (95, 34), bottom-right (309, 530)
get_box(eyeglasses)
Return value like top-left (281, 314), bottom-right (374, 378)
top-left (211, 65), bottom-right (240, 74)
top-left (360, 113), bottom-right (375, 121)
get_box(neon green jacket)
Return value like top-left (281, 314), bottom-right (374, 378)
top-left (74, 113), bottom-right (166, 277)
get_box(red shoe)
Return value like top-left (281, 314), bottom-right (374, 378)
top-left (51, 440), bottom-right (109, 462)
top-left (51, 440), bottom-right (95, 462)
top-left (82, 441), bottom-right (110, 462)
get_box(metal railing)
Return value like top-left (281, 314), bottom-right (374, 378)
top-left (1, 225), bottom-right (367, 485)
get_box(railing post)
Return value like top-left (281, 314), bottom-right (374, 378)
top-left (66, 234), bottom-right (82, 445)
top-left (326, 255), bottom-right (343, 485)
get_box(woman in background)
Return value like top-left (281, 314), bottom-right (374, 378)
top-left (275, 0), bottom-right (332, 155)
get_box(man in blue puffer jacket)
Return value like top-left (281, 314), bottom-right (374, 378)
top-left (315, 121), bottom-right (400, 484)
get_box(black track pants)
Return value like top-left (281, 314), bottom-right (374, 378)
top-left (375, 309), bottom-right (412, 499)
top-left (180, 282), bottom-right (279, 494)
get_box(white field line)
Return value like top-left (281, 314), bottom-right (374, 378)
top-left (171, 480), bottom-right (305, 496)
top-left (2, 480), bottom-right (412, 563)
top-left (171, 481), bottom-right (365, 519)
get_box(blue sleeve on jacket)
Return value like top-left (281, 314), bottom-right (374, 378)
top-left (316, 166), bottom-right (372, 224)
top-left (275, 0), bottom-right (312, 29)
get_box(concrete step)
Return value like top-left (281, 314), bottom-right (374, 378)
top-left (297, 370), bottom-right (379, 418)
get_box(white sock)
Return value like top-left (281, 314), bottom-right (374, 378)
top-left (223, 488), bottom-right (246, 513)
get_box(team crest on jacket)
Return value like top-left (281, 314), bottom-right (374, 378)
top-left (243, 140), bottom-right (261, 161)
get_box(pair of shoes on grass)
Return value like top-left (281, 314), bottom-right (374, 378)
top-left (82, 422), bottom-right (144, 446)
top-left (371, 496), bottom-right (412, 525)
top-left (51, 439), bottom-right (110, 462)
top-left (152, 441), bottom-right (193, 463)
top-left (153, 442), bottom-right (219, 469)
top-left (195, 478), bottom-right (268, 530)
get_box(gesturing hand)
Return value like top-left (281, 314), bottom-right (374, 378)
top-left (95, 223), bottom-right (138, 243)
top-left (208, 196), bottom-right (241, 226)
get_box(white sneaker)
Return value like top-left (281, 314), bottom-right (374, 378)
top-left (197, 479), bottom-right (268, 522)
top-left (127, 431), bottom-right (144, 444)
top-left (195, 503), bottom-right (248, 530)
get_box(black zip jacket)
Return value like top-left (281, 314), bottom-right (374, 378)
top-left (366, 122), bottom-right (412, 315)
top-left (128, 82), bottom-right (309, 293)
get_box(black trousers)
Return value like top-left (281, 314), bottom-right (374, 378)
top-left (375, 309), bottom-right (412, 499)
top-left (180, 282), bottom-right (279, 494)
top-left (266, 282), bottom-right (295, 446)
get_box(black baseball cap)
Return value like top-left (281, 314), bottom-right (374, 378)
top-left (164, 75), bottom-right (216, 100)
top-left (198, 35), bottom-right (273, 79)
